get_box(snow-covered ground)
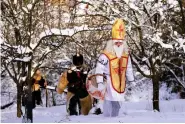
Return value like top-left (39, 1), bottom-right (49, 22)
top-left (1, 99), bottom-right (185, 123)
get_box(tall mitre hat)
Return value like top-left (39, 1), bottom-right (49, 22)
top-left (112, 19), bottom-right (126, 40)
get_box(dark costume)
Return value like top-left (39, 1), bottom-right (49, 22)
top-left (31, 76), bottom-right (46, 108)
top-left (22, 76), bottom-right (46, 109)
top-left (57, 54), bottom-right (92, 115)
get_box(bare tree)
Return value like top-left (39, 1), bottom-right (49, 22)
top-left (1, 0), bottom-right (110, 121)
top-left (76, 0), bottom-right (185, 111)
top-left (0, 0), bottom-right (71, 121)
top-left (126, 0), bottom-right (185, 111)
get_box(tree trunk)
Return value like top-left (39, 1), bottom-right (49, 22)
top-left (26, 62), bottom-right (33, 122)
top-left (178, 0), bottom-right (185, 34)
top-left (152, 74), bottom-right (160, 111)
top-left (17, 85), bottom-right (22, 118)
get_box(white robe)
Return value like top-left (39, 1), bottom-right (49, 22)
top-left (95, 54), bottom-right (134, 101)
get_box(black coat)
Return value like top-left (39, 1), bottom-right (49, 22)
top-left (67, 69), bottom-right (88, 99)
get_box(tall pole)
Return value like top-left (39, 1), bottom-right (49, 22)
top-left (43, 74), bottom-right (48, 107)
top-left (46, 89), bottom-right (48, 107)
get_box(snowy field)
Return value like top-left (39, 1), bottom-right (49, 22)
top-left (1, 99), bottom-right (185, 123)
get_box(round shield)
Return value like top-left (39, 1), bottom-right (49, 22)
top-left (86, 69), bottom-right (106, 100)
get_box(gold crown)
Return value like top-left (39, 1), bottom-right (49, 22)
top-left (112, 19), bottom-right (125, 40)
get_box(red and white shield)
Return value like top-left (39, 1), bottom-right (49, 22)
top-left (86, 69), bottom-right (106, 100)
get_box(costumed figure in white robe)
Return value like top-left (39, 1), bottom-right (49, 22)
top-left (95, 19), bottom-right (135, 117)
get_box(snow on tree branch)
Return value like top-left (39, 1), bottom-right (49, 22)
top-left (164, 65), bottom-right (185, 88)
top-left (39, 24), bottom-right (104, 39)
top-left (151, 32), bottom-right (173, 49)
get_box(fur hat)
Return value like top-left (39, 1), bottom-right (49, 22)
top-left (73, 54), bottom-right (83, 66)
top-left (33, 69), bottom-right (42, 81)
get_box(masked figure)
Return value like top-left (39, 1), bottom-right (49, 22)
top-left (57, 54), bottom-right (92, 115)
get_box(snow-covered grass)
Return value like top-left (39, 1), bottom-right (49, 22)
top-left (1, 72), bottom-right (183, 122)
top-left (1, 99), bottom-right (185, 123)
